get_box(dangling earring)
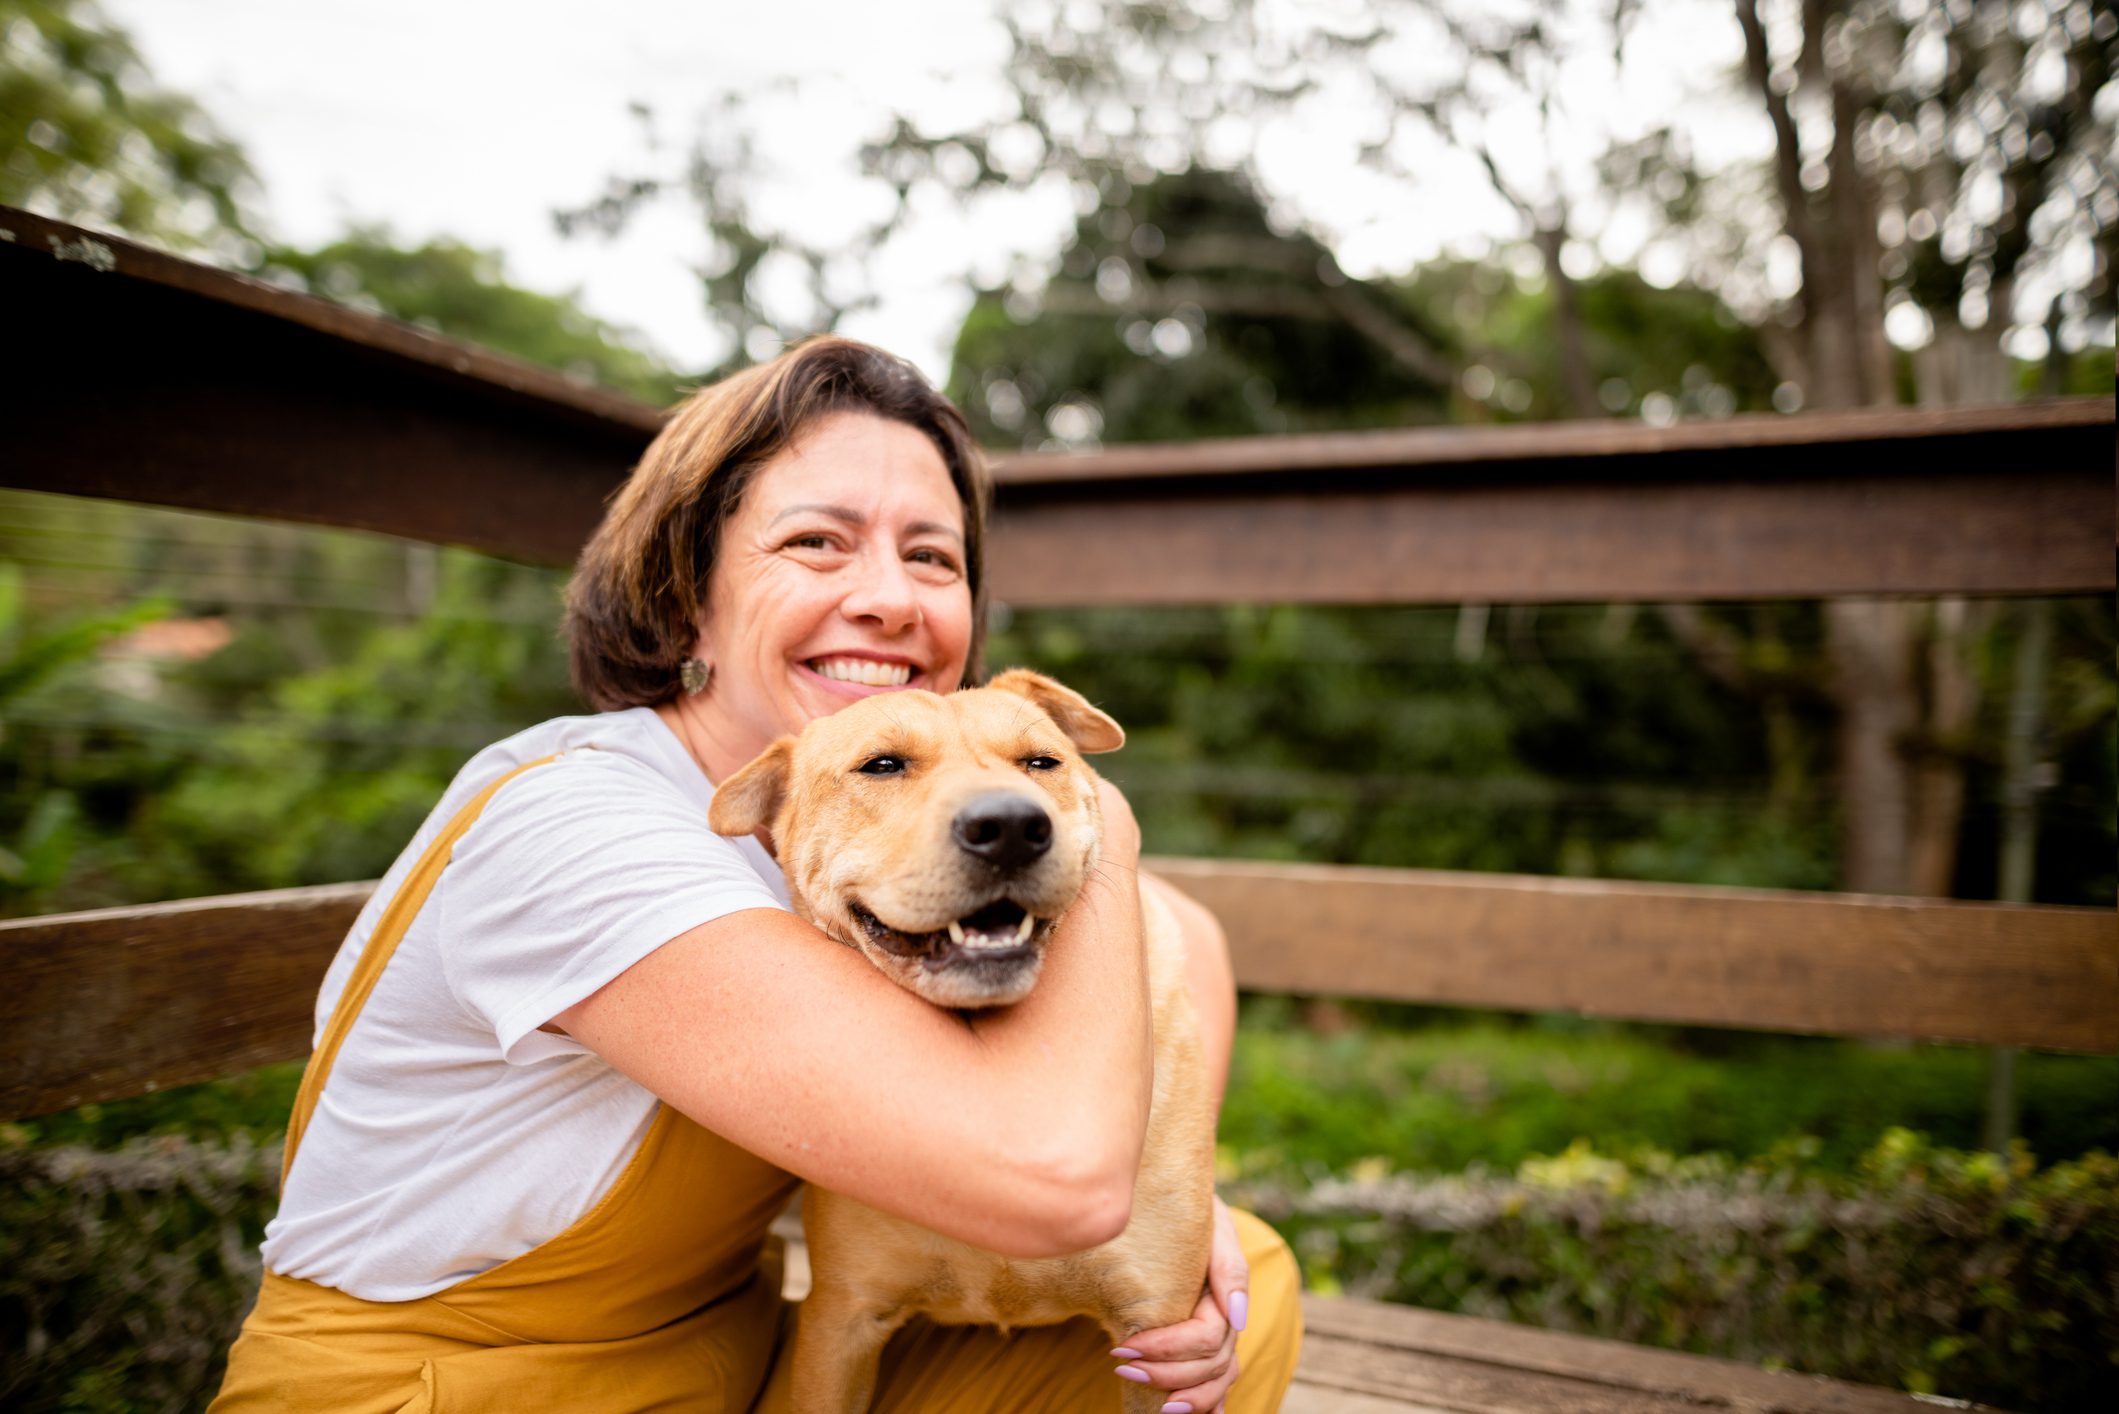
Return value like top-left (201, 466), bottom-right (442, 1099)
top-left (679, 658), bottom-right (712, 696)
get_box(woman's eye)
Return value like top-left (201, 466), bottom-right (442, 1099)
top-left (857, 755), bottom-right (906, 776)
top-left (1023, 756), bottom-right (1062, 771)
top-left (787, 533), bottom-right (832, 551)
top-left (908, 548), bottom-right (960, 573)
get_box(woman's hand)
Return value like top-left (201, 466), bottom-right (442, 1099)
top-left (1111, 1196), bottom-right (1249, 1413)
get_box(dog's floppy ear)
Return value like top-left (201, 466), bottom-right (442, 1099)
top-left (709, 737), bottom-right (795, 837)
top-left (984, 668), bottom-right (1125, 754)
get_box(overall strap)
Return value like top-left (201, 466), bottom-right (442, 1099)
top-left (281, 755), bottom-right (559, 1182)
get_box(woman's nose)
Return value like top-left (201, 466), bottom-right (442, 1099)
top-left (840, 551), bottom-right (922, 633)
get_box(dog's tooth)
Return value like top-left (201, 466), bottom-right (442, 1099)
top-left (1014, 913), bottom-right (1034, 944)
top-left (947, 920), bottom-right (966, 946)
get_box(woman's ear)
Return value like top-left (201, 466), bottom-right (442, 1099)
top-left (708, 738), bottom-right (794, 836)
top-left (984, 668), bottom-right (1125, 754)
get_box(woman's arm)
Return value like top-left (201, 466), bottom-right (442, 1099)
top-left (553, 780), bottom-right (1152, 1260)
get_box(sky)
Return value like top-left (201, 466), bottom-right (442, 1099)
top-left (100, 0), bottom-right (1770, 382)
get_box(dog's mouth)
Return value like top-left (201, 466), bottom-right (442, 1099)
top-left (848, 898), bottom-right (1048, 967)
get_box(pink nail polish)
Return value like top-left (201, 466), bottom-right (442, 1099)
top-left (1115, 1365), bottom-right (1151, 1384)
top-left (1229, 1290), bottom-right (1248, 1333)
top-left (1110, 1347), bottom-right (1144, 1360)
top-left (1162, 1404), bottom-right (1194, 1413)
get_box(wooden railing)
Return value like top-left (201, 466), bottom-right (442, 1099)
top-left (3, 205), bottom-right (2114, 1127)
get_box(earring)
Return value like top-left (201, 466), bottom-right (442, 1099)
top-left (679, 658), bottom-right (712, 696)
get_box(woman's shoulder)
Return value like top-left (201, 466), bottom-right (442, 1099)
top-left (448, 708), bottom-right (706, 811)
top-left (443, 708), bottom-right (786, 895)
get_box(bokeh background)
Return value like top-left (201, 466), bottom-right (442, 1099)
top-left (2, 1), bottom-right (2115, 1409)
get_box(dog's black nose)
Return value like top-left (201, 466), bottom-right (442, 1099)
top-left (952, 792), bottom-right (1053, 870)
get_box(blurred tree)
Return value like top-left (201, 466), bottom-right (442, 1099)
top-left (1614, 0), bottom-right (2118, 410)
top-left (950, 166), bottom-right (1454, 447)
top-left (0, 0), bottom-right (257, 256)
top-left (266, 230), bottom-right (688, 406)
top-left (554, 96), bottom-right (881, 378)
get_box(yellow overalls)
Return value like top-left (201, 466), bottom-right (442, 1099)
top-left (211, 759), bottom-right (1302, 1412)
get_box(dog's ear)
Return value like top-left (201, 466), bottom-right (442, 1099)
top-left (709, 738), bottom-right (794, 837)
top-left (984, 668), bottom-right (1125, 754)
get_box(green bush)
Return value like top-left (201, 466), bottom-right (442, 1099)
top-left (1228, 1130), bottom-right (2119, 1410)
top-left (0, 1131), bottom-right (277, 1414)
top-left (1223, 1010), bottom-right (2119, 1176)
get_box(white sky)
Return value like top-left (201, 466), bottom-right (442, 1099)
top-left (101, 0), bottom-right (1768, 382)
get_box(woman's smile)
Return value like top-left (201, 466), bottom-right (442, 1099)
top-left (802, 653), bottom-right (920, 691)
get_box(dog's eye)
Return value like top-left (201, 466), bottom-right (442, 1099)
top-left (856, 755), bottom-right (906, 776)
top-left (1023, 755), bottom-right (1062, 771)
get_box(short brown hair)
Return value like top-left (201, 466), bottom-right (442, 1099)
top-left (565, 336), bottom-right (992, 710)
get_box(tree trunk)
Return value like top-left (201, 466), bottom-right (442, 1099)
top-left (1906, 599), bottom-right (1989, 897)
top-left (1534, 225), bottom-right (1600, 419)
top-left (1825, 599), bottom-right (1918, 893)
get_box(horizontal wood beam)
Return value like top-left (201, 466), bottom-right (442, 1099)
top-left (0, 883), bottom-right (368, 1121)
top-left (6, 209), bottom-right (2111, 601)
top-left (2, 208), bottom-right (656, 565)
top-left (1295, 1296), bottom-right (1940, 1412)
top-left (1150, 857), bottom-right (2115, 1054)
top-left (4, 862), bottom-right (2109, 1121)
top-left (987, 401), bottom-right (2115, 605)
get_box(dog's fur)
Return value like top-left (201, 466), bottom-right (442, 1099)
top-left (709, 669), bottom-right (1214, 1413)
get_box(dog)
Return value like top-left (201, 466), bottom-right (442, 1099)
top-left (708, 668), bottom-right (1215, 1413)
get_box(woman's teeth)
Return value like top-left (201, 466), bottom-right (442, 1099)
top-left (809, 657), bottom-right (913, 687)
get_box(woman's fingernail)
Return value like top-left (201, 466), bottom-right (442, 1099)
top-left (1115, 1365), bottom-right (1151, 1384)
top-left (1110, 1347), bottom-right (1144, 1360)
top-left (1229, 1290), bottom-right (1249, 1333)
top-left (1163, 1404), bottom-right (1195, 1413)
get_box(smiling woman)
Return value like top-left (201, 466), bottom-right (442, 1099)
top-left (207, 336), bottom-right (1300, 1414)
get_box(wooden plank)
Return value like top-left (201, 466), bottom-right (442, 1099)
top-left (986, 435), bottom-right (2113, 605)
top-left (1151, 857), bottom-right (2117, 1054)
top-left (992, 398), bottom-right (2113, 483)
top-left (2, 208), bottom-right (653, 565)
top-left (0, 882), bottom-right (370, 1120)
top-left (1298, 1296), bottom-right (1965, 1413)
top-left (1282, 1381), bottom-right (1454, 1414)
top-left (4, 861), bottom-right (2111, 1119)
top-left (6, 209), bottom-right (2110, 599)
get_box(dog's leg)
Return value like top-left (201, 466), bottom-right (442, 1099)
top-left (1106, 1295), bottom-right (1208, 1414)
top-left (791, 1285), bottom-right (908, 1414)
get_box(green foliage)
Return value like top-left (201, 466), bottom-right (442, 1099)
top-left (992, 602), bottom-right (1846, 890)
top-left (1230, 1130), bottom-right (2119, 1410)
top-left (0, 491), bottom-right (584, 915)
top-left (0, 1130), bottom-right (274, 1414)
top-left (1398, 257), bottom-right (1782, 421)
top-left (0, 0), bottom-right (256, 251)
top-left (265, 230), bottom-right (688, 405)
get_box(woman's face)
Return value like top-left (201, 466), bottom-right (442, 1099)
top-left (689, 410), bottom-right (974, 768)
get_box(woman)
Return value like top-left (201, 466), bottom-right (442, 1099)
top-left (212, 336), bottom-right (1301, 1412)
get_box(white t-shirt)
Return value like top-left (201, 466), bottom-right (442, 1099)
top-left (259, 708), bottom-right (791, 1301)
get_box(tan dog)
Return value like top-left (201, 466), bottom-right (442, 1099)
top-left (709, 669), bottom-right (1214, 1413)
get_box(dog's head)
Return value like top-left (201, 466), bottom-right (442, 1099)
top-left (708, 668), bottom-right (1124, 1009)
